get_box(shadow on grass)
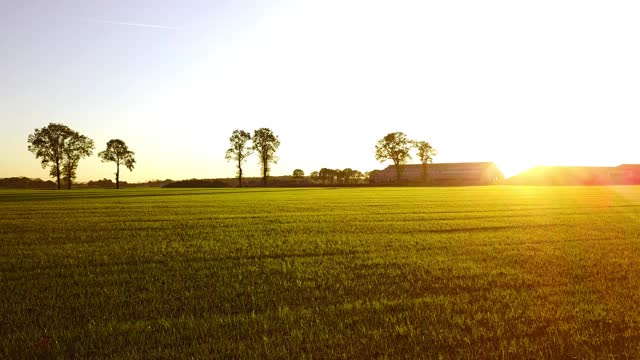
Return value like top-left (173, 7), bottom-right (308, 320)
top-left (0, 188), bottom-right (330, 203)
top-left (3, 250), bottom-right (371, 279)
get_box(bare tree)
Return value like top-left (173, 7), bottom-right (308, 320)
top-left (375, 132), bottom-right (412, 182)
top-left (225, 130), bottom-right (252, 187)
top-left (98, 139), bottom-right (136, 189)
top-left (252, 128), bottom-right (280, 185)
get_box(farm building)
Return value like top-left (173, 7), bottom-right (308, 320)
top-left (507, 164), bottom-right (640, 185)
top-left (369, 162), bottom-right (503, 185)
top-left (616, 165), bottom-right (640, 183)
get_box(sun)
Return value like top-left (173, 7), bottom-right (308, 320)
top-left (495, 159), bottom-right (535, 179)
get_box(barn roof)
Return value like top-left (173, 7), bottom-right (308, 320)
top-left (617, 164), bottom-right (640, 169)
top-left (383, 162), bottom-right (496, 170)
top-left (529, 166), bottom-right (612, 171)
top-left (375, 162), bottom-right (499, 180)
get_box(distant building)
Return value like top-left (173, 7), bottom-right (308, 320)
top-left (369, 162), bottom-right (503, 185)
top-left (507, 164), bottom-right (640, 185)
top-left (616, 165), bottom-right (640, 183)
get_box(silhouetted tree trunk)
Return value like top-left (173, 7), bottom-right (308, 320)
top-left (262, 155), bottom-right (269, 185)
top-left (238, 159), bottom-right (243, 187)
top-left (56, 159), bottom-right (61, 190)
top-left (116, 161), bottom-right (120, 189)
top-left (422, 163), bottom-right (427, 183)
top-left (66, 167), bottom-right (72, 190)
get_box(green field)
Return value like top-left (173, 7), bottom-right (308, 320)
top-left (2, 186), bottom-right (640, 358)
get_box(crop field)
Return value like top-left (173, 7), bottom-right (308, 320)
top-left (2, 186), bottom-right (640, 358)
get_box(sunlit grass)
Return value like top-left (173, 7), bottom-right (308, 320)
top-left (1, 186), bottom-right (640, 358)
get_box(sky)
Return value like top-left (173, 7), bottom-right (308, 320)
top-left (1, 0), bottom-right (639, 182)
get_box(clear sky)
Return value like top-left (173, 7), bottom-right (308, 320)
top-left (1, 0), bottom-right (639, 182)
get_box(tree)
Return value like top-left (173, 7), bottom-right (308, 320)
top-left (28, 123), bottom-right (71, 190)
top-left (340, 168), bottom-right (355, 184)
top-left (375, 132), bottom-right (412, 182)
top-left (293, 169), bottom-right (304, 178)
top-left (366, 170), bottom-right (382, 183)
top-left (310, 171), bottom-right (319, 183)
top-left (319, 168), bottom-right (336, 184)
top-left (319, 168), bottom-right (330, 184)
top-left (252, 128), bottom-right (280, 185)
top-left (225, 130), bottom-right (252, 187)
top-left (98, 139), bottom-right (136, 189)
top-left (62, 131), bottom-right (94, 189)
top-left (88, 178), bottom-right (115, 188)
top-left (413, 141), bottom-right (437, 182)
top-left (352, 170), bottom-right (365, 183)
top-left (27, 123), bottom-right (93, 190)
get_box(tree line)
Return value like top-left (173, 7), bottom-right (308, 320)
top-left (0, 177), bottom-right (57, 189)
top-left (27, 123), bottom-right (136, 189)
top-left (225, 129), bottom-right (371, 187)
top-left (27, 124), bottom-right (435, 189)
top-left (308, 168), bottom-right (366, 185)
top-left (224, 129), bottom-right (436, 186)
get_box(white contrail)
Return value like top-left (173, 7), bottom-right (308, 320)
top-left (78, 18), bottom-right (177, 30)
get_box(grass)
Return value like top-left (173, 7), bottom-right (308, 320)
top-left (2, 186), bottom-right (640, 358)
